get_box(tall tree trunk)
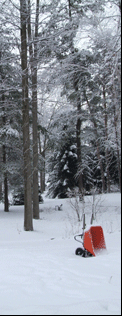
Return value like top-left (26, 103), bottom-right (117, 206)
top-left (2, 93), bottom-right (9, 212)
top-left (0, 182), bottom-right (2, 201)
top-left (3, 144), bottom-right (9, 212)
top-left (20, 0), bottom-right (33, 231)
top-left (33, 0), bottom-right (39, 218)
top-left (0, 146), bottom-right (2, 199)
top-left (76, 104), bottom-right (84, 197)
top-left (28, 0), bottom-right (39, 219)
top-left (0, 82), bottom-right (2, 201)
top-left (38, 132), bottom-right (45, 192)
top-left (112, 80), bottom-right (121, 192)
top-left (32, 72), bottom-right (39, 218)
top-left (0, 52), bottom-right (9, 210)
top-left (96, 143), bottom-right (106, 193)
top-left (41, 151), bottom-right (45, 193)
top-left (74, 82), bottom-right (84, 198)
top-left (103, 84), bottom-right (110, 193)
top-left (68, 0), bottom-right (72, 19)
top-left (68, 0), bottom-right (83, 197)
top-left (113, 104), bottom-right (121, 192)
top-left (85, 92), bottom-right (106, 193)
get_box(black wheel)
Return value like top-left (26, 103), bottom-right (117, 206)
top-left (86, 251), bottom-right (93, 257)
top-left (75, 247), bottom-right (85, 257)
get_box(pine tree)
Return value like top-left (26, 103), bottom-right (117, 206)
top-left (0, 33), bottom-right (23, 210)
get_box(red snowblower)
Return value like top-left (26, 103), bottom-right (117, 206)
top-left (74, 225), bottom-right (106, 257)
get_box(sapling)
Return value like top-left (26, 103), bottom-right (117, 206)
top-left (67, 187), bottom-right (86, 229)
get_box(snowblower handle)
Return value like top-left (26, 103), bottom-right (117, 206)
top-left (74, 233), bottom-right (83, 243)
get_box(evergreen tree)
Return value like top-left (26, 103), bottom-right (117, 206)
top-left (0, 32), bottom-right (23, 210)
top-left (47, 109), bottom-right (78, 198)
top-left (48, 142), bottom-right (78, 198)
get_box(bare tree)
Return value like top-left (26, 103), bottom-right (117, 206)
top-left (0, 50), bottom-right (9, 211)
top-left (27, 0), bottom-right (39, 219)
top-left (20, 0), bottom-right (33, 230)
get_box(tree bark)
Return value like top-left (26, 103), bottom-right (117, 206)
top-left (103, 84), bottom-right (110, 193)
top-left (85, 92), bottom-right (106, 193)
top-left (38, 132), bottom-right (46, 193)
top-left (32, 71), bottom-right (39, 218)
top-left (3, 144), bottom-right (9, 212)
top-left (76, 105), bottom-right (84, 197)
top-left (112, 80), bottom-right (121, 192)
top-left (74, 81), bottom-right (84, 198)
top-left (20, 0), bottom-right (33, 230)
top-left (0, 52), bottom-right (9, 210)
top-left (68, 0), bottom-right (83, 197)
top-left (113, 104), bottom-right (121, 192)
top-left (0, 145), bottom-right (2, 200)
top-left (0, 182), bottom-right (2, 201)
top-left (2, 93), bottom-right (9, 212)
top-left (28, 0), bottom-right (39, 219)
top-left (0, 66), bottom-right (2, 201)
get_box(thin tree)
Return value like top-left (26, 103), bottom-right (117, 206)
top-left (0, 50), bottom-right (9, 211)
top-left (27, 0), bottom-right (39, 219)
top-left (2, 94), bottom-right (9, 212)
top-left (67, 0), bottom-right (84, 198)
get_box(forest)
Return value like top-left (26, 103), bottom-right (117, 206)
top-left (0, 0), bottom-right (121, 230)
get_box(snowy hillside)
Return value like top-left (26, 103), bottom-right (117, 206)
top-left (0, 192), bottom-right (121, 315)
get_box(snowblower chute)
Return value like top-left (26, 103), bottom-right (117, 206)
top-left (74, 225), bottom-right (106, 257)
top-left (84, 226), bottom-right (106, 256)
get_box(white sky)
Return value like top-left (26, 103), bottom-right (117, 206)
top-left (74, 2), bottom-right (120, 50)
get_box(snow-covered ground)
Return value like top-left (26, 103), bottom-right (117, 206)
top-left (0, 192), bottom-right (121, 315)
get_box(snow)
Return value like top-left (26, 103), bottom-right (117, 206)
top-left (0, 192), bottom-right (121, 315)
top-left (63, 164), bottom-right (68, 171)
